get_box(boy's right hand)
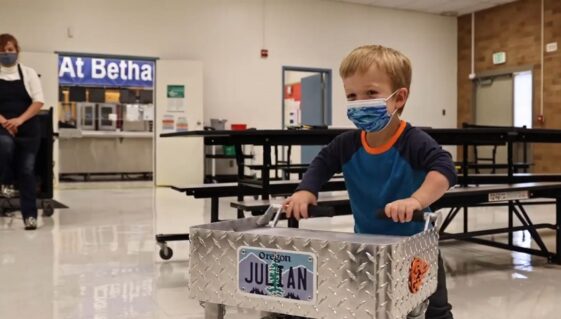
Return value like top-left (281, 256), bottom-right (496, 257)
top-left (283, 190), bottom-right (318, 221)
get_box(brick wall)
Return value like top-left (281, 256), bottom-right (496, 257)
top-left (457, 0), bottom-right (561, 172)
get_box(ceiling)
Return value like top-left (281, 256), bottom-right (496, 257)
top-left (331, 0), bottom-right (519, 16)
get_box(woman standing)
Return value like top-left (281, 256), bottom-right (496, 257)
top-left (0, 33), bottom-right (45, 230)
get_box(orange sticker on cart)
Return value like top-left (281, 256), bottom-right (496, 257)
top-left (409, 257), bottom-right (429, 294)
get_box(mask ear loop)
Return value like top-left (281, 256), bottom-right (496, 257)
top-left (384, 89), bottom-right (401, 102)
top-left (380, 89), bottom-right (405, 132)
top-left (377, 102), bottom-right (402, 132)
top-left (386, 88), bottom-right (405, 116)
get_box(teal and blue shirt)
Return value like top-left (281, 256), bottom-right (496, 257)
top-left (296, 121), bottom-right (457, 237)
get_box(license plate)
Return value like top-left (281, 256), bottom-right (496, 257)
top-left (237, 246), bottom-right (316, 303)
top-left (488, 190), bottom-right (529, 202)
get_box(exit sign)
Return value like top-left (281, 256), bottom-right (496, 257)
top-left (493, 52), bottom-right (506, 64)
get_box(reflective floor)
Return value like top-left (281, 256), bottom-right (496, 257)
top-left (0, 185), bottom-right (560, 319)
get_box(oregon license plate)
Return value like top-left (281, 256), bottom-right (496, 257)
top-left (237, 246), bottom-right (316, 303)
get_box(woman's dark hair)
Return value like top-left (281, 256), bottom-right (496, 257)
top-left (0, 34), bottom-right (20, 52)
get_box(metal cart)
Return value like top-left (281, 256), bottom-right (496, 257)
top-left (189, 205), bottom-right (441, 319)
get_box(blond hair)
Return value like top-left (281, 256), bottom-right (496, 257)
top-left (339, 45), bottom-right (412, 91)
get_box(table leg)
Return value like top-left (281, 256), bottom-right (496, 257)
top-left (262, 143), bottom-right (271, 200)
top-left (211, 197), bottom-right (219, 223)
top-left (235, 143), bottom-right (245, 218)
top-left (463, 206), bottom-right (468, 233)
top-left (507, 141), bottom-right (513, 180)
top-left (211, 145), bottom-right (216, 182)
top-left (508, 200), bottom-right (514, 246)
top-left (462, 144), bottom-right (468, 187)
top-left (553, 197), bottom-right (561, 265)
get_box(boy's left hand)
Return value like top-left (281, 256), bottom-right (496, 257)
top-left (384, 197), bottom-right (423, 223)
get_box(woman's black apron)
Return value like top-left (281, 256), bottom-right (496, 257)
top-left (0, 64), bottom-right (40, 138)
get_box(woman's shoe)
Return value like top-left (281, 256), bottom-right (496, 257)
top-left (1, 185), bottom-right (18, 198)
top-left (24, 217), bottom-right (37, 230)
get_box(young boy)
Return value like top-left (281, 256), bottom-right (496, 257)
top-left (284, 45), bottom-right (456, 319)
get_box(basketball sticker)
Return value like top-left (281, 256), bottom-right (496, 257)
top-left (409, 257), bottom-right (429, 293)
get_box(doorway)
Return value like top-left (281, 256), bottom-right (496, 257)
top-left (282, 66), bottom-right (332, 164)
top-left (473, 69), bottom-right (533, 168)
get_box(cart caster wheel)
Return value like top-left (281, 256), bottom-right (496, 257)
top-left (43, 202), bottom-right (55, 217)
top-left (159, 246), bottom-right (173, 260)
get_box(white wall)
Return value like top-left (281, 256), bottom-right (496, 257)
top-left (1, 0), bottom-right (457, 130)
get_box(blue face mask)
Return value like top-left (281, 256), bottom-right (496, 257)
top-left (346, 90), bottom-right (400, 132)
top-left (0, 53), bottom-right (18, 67)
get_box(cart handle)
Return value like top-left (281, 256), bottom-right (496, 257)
top-left (376, 209), bottom-right (442, 231)
top-left (376, 209), bottom-right (426, 223)
top-left (307, 205), bottom-right (336, 218)
top-left (258, 204), bottom-right (337, 228)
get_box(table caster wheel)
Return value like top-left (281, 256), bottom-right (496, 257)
top-left (1, 207), bottom-right (15, 218)
top-left (159, 245), bottom-right (173, 260)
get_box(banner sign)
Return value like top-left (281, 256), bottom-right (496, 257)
top-left (58, 55), bottom-right (154, 88)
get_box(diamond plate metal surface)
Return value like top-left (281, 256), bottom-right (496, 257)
top-left (189, 217), bottom-right (439, 319)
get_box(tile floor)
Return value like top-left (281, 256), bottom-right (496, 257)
top-left (0, 184), bottom-right (560, 319)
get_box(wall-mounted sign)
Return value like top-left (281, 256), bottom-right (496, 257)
top-left (166, 84), bottom-right (186, 112)
top-left (58, 55), bottom-right (154, 88)
top-left (492, 51), bottom-right (506, 65)
top-left (176, 117), bottom-right (189, 132)
top-left (166, 85), bottom-right (185, 98)
top-left (162, 114), bottom-right (175, 132)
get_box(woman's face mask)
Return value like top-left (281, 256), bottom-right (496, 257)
top-left (346, 90), bottom-right (400, 132)
top-left (0, 52), bottom-right (17, 67)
